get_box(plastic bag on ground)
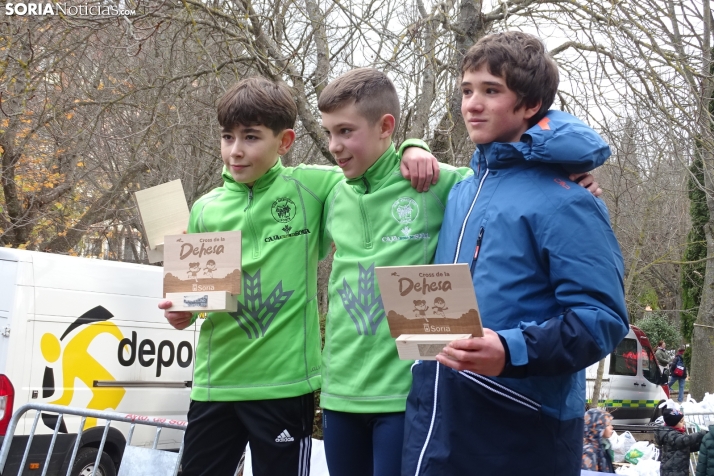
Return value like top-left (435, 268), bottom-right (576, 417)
top-left (614, 459), bottom-right (661, 476)
top-left (633, 459), bottom-right (660, 476)
top-left (682, 393), bottom-right (702, 414)
top-left (612, 430), bottom-right (636, 463)
top-left (624, 441), bottom-right (655, 464)
top-left (615, 465), bottom-right (639, 475)
top-left (701, 392), bottom-right (714, 413)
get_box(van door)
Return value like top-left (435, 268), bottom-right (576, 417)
top-left (0, 258), bottom-right (18, 373)
top-left (641, 345), bottom-right (662, 387)
top-left (607, 335), bottom-right (640, 402)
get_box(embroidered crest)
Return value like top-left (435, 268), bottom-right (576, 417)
top-left (271, 197), bottom-right (297, 223)
top-left (391, 197), bottom-right (419, 225)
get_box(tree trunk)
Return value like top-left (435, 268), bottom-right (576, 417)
top-left (590, 359), bottom-right (607, 409)
top-left (430, 0), bottom-right (484, 162)
top-left (690, 0), bottom-right (714, 402)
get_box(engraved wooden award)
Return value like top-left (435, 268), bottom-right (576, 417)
top-left (134, 180), bottom-right (190, 263)
top-left (163, 231), bottom-right (242, 312)
top-left (375, 263), bottom-right (483, 360)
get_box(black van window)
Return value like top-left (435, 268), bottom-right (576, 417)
top-left (609, 338), bottom-right (638, 376)
top-left (642, 346), bottom-right (661, 384)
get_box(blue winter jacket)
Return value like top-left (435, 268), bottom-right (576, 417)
top-left (435, 110), bottom-right (628, 419)
top-left (402, 111), bottom-right (629, 476)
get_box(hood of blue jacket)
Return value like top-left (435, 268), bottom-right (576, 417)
top-left (470, 110), bottom-right (611, 174)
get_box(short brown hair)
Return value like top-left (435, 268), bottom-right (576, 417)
top-left (318, 68), bottom-right (400, 127)
top-left (461, 31), bottom-right (559, 124)
top-left (216, 77), bottom-right (297, 134)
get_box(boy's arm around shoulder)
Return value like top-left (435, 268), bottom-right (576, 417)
top-left (287, 163), bottom-right (344, 197)
top-left (398, 139), bottom-right (472, 192)
top-left (497, 192), bottom-right (629, 379)
top-left (285, 164), bottom-right (344, 260)
top-left (425, 162), bottom-right (473, 204)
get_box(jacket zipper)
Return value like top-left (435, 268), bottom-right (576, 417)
top-left (244, 187), bottom-right (260, 258)
top-left (470, 227), bottom-right (485, 274)
top-left (453, 169), bottom-right (489, 264)
top-left (359, 177), bottom-right (372, 248)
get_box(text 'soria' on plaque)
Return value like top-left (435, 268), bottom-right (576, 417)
top-left (163, 231), bottom-right (242, 312)
top-left (375, 263), bottom-right (483, 360)
top-left (134, 180), bottom-right (190, 263)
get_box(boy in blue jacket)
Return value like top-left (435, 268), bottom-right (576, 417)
top-left (402, 31), bottom-right (629, 476)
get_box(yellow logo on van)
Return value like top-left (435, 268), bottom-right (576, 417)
top-left (39, 306), bottom-right (125, 430)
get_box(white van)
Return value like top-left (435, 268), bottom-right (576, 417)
top-left (586, 325), bottom-right (668, 424)
top-left (0, 249), bottom-right (195, 475)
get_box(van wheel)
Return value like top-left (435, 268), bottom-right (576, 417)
top-left (649, 401), bottom-right (665, 423)
top-left (70, 448), bottom-right (117, 476)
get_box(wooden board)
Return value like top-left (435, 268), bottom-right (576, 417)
top-left (134, 180), bottom-right (190, 250)
top-left (375, 263), bottom-right (483, 338)
top-left (395, 333), bottom-right (472, 360)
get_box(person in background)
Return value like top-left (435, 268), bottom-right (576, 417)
top-left (582, 408), bottom-right (615, 473)
top-left (695, 421), bottom-right (714, 476)
top-left (669, 346), bottom-right (688, 403)
top-left (656, 340), bottom-right (669, 367)
top-left (656, 407), bottom-right (706, 476)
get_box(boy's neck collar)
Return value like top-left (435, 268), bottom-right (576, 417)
top-left (346, 142), bottom-right (397, 189)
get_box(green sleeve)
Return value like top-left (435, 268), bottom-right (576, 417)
top-left (186, 201), bottom-right (202, 234)
top-left (455, 166), bottom-right (473, 179)
top-left (289, 165), bottom-right (342, 261)
top-left (398, 138), bottom-right (430, 156)
top-left (319, 186), bottom-right (337, 260)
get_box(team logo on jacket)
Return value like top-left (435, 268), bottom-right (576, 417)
top-left (337, 262), bottom-right (386, 336)
top-left (391, 197), bottom-right (418, 224)
top-left (271, 197), bottom-right (296, 223)
top-left (230, 269), bottom-right (294, 339)
top-left (383, 197), bottom-right (429, 243)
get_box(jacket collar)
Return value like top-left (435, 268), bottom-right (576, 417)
top-left (346, 143), bottom-right (398, 193)
top-left (469, 110), bottom-right (611, 174)
top-left (222, 157), bottom-right (284, 193)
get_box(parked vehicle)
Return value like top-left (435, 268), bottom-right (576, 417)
top-left (586, 325), bottom-right (668, 424)
top-left (0, 249), bottom-right (195, 476)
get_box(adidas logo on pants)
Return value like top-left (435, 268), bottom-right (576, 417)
top-left (275, 429), bottom-right (295, 442)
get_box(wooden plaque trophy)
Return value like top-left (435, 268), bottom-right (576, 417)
top-left (375, 264), bottom-right (483, 360)
top-left (134, 181), bottom-right (242, 312)
top-left (162, 231), bottom-right (242, 312)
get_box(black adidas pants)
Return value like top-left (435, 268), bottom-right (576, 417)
top-left (181, 394), bottom-right (314, 476)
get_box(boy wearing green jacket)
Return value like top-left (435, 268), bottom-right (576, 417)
top-left (317, 67), bottom-right (602, 476)
top-left (317, 67), bottom-right (472, 476)
top-left (159, 77), bottom-right (434, 476)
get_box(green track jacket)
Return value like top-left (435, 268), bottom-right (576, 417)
top-left (321, 144), bottom-right (471, 413)
top-left (188, 159), bottom-right (343, 401)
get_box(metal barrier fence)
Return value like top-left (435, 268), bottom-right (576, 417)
top-left (0, 403), bottom-right (188, 476)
